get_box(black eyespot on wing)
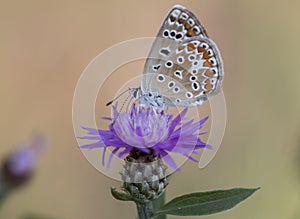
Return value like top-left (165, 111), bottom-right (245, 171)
top-left (193, 82), bottom-right (199, 90)
top-left (175, 33), bottom-right (182, 39)
top-left (166, 61), bottom-right (173, 67)
top-left (157, 75), bottom-right (164, 81)
top-left (168, 81), bottom-right (175, 88)
top-left (160, 49), bottom-right (170, 56)
top-left (153, 64), bottom-right (161, 71)
top-left (163, 30), bottom-right (169, 37)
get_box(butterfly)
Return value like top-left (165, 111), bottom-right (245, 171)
top-left (128, 5), bottom-right (223, 109)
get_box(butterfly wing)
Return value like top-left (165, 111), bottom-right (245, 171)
top-left (148, 36), bottom-right (224, 107)
top-left (142, 5), bottom-right (209, 93)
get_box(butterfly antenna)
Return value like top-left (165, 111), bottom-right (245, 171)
top-left (112, 94), bottom-right (132, 125)
top-left (125, 96), bottom-right (134, 112)
top-left (106, 89), bottom-right (130, 106)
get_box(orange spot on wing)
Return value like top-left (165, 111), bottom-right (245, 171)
top-left (178, 45), bottom-right (185, 51)
top-left (205, 80), bottom-right (213, 91)
top-left (185, 23), bottom-right (191, 30)
top-left (170, 16), bottom-right (176, 22)
top-left (203, 51), bottom-right (210, 59)
top-left (178, 18), bottom-right (185, 24)
top-left (187, 43), bottom-right (195, 51)
top-left (205, 69), bottom-right (215, 78)
top-left (197, 46), bottom-right (206, 53)
top-left (204, 61), bottom-right (213, 67)
top-left (187, 30), bottom-right (196, 37)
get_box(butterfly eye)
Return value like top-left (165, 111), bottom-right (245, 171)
top-left (148, 93), bottom-right (152, 97)
top-left (132, 89), bottom-right (138, 98)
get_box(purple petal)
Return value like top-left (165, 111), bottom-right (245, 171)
top-left (79, 142), bottom-right (105, 149)
top-left (183, 154), bottom-right (198, 163)
top-left (102, 147), bottom-right (107, 166)
top-left (160, 150), bottom-right (179, 170)
top-left (168, 108), bottom-right (187, 137)
top-left (77, 136), bottom-right (102, 140)
top-left (107, 148), bottom-right (119, 169)
top-left (117, 148), bottom-right (132, 158)
top-left (102, 116), bottom-right (112, 121)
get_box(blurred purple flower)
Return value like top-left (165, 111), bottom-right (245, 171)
top-left (1, 135), bottom-right (45, 186)
top-left (79, 104), bottom-right (212, 170)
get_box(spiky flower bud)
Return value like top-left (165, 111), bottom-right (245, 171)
top-left (122, 149), bottom-right (169, 202)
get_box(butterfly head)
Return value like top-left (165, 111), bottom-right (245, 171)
top-left (130, 87), bottom-right (165, 109)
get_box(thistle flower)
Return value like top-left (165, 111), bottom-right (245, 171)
top-left (1, 135), bottom-right (45, 187)
top-left (79, 104), bottom-right (211, 170)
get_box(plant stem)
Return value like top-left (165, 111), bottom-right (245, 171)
top-left (152, 192), bottom-right (166, 219)
top-left (136, 201), bottom-right (153, 219)
top-left (0, 184), bottom-right (9, 208)
top-left (136, 192), bottom-right (166, 219)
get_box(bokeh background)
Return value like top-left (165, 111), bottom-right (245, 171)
top-left (1, 0), bottom-right (300, 218)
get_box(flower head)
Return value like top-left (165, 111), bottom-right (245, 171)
top-left (1, 135), bottom-right (45, 187)
top-left (79, 104), bottom-right (211, 170)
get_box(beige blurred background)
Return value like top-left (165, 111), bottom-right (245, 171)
top-left (1, 0), bottom-right (300, 218)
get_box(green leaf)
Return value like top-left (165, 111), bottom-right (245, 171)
top-left (154, 187), bottom-right (259, 216)
top-left (110, 187), bottom-right (133, 201)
